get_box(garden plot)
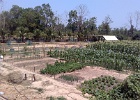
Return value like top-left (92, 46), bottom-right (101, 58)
top-left (2, 42), bottom-right (88, 74)
top-left (1, 41), bottom-right (137, 100)
top-left (13, 57), bottom-right (58, 73)
top-left (3, 42), bottom-right (88, 62)
top-left (54, 66), bottom-right (130, 86)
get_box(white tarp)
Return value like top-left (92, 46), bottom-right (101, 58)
top-left (0, 55), bottom-right (3, 62)
top-left (0, 55), bottom-right (3, 59)
top-left (103, 35), bottom-right (118, 40)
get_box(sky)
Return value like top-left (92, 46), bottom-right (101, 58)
top-left (1, 0), bottom-right (140, 28)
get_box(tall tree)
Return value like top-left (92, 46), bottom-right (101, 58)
top-left (41, 4), bottom-right (57, 41)
top-left (67, 10), bottom-right (78, 34)
top-left (134, 11), bottom-right (140, 29)
top-left (41, 4), bottom-right (55, 27)
top-left (77, 4), bottom-right (89, 35)
top-left (0, 11), bottom-right (11, 42)
top-left (98, 16), bottom-right (113, 35)
top-left (83, 17), bottom-right (97, 40)
top-left (10, 5), bottom-right (23, 34)
top-left (128, 15), bottom-right (136, 37)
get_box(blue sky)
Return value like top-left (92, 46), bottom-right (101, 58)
top-left (1, 0), bottom-right (140, 28)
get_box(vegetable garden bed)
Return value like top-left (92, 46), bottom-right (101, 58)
top-left (44, 41), bottom-right (140, 75)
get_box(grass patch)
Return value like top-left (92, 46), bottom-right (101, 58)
top-left (59, 74), bottom-right (79, 82)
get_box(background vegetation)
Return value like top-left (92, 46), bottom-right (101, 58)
top-left (0, 3), bottom-right (140, 43)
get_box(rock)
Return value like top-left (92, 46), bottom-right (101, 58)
top-left (84, 93), bottom-right (91, 98)
top-left (0, 92), bottom-right (4, 95)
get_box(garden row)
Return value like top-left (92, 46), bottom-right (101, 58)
top-left (40, 61), bottom-right (84, 76)
top-left (46, 41), bottom-right (140, 72)
top-left (87, 41), bottom-right (140, 56)
top-left (80, 72), bottom-right (140, 100)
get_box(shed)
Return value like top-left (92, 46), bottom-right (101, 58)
top-left (103, 35), bottom-right (118, 41)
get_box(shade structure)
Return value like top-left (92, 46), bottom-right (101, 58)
top-left (103, 35), bottom-right (118, 40)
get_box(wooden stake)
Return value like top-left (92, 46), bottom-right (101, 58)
top-left (24, 74), bottom-right (27, 80)
top-left (32, 74), bottom-right (36, 81)
top-left (34, 67), bottom-right (35, 72)
top-left (17, 43), bottom-right (19, 59)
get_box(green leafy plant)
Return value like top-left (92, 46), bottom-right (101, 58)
top-left (47, 41), bottom-right (140, 72)
top-left (108, 72), bottom-right (140, 100)
top-left (80, 76), bottom-right (120, 100)
top-left (80, 72), bottom-right (140, 100)
top-left (40, 61), bottom-right (83, 75)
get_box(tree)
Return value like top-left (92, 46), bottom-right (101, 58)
top-left (76, 4), bottom-right (89, 40)
top-left (10, 5), bottom-right (23, 36)
top-left (77, 4), bottom-right (88, 31)
top-left (14, 26), bottom-right (29, 42)
top-left (128, 15), bottom-right (135, 36)
top-left (0, 10), bottom-right (12, 42)
top-left (111, 27), bottom-right (128, 40)
top-left (67, 10), bottom-right (78, 34)
top-left (83, 17), bottom-right (97, 40)
top-left (53, 15), bottom-right (65, 40)
top-left (98, 16), bottom-right (113, 35)
top-left (127, 12), bottom-right (140, 37)
top-left (128, 11), bottom-right (140, 30)
top-left (134, 11), bottom-right (140, 29)
top-left (41, 4), bottom-right (55, 27)
top-left (40, 4), bottom-right (57, 41)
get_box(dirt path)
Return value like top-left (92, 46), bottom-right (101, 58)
top-left (0, 62), bottom-right (88, 100)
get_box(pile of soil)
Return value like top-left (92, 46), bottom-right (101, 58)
top-left (7, 71), bottom-right (24, 84)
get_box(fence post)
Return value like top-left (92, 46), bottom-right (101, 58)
top-left (24, 74), bottom-right (27, 80)
top-left (34, 67), bottom-right (35, 72)
top-left (32, 74), bottom-right (36, 81)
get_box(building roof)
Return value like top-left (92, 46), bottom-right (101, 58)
top-left (103, 35), bottom-right (118, 40)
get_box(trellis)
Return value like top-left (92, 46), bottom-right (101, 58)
top-left (0, 42), bottom-right (50, 62)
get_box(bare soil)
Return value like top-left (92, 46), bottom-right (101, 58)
top-left (0, 62), bottom-right (87, 100)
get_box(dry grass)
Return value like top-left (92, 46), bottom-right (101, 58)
top-left (7, 71), bottom-right (24, 84)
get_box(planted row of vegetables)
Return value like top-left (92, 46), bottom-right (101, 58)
top-left (41, 41), bottom-right (140, 75)
top-left (80, 75), bottom-right (120, 99)
top-left (47, 43), bottom-right (140, 71)
top-left (86, 41), bottom-right (140, 56)
top-left (80, 72), bottom-right (140, 100)
top-left (40, 61), bottom-right (84, 75)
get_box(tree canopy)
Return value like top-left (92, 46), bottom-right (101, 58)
top-left (0, 3), bottom-right (140, 42)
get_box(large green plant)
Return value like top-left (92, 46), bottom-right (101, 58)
top-left (109, 72), bottom-right (140, 100)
